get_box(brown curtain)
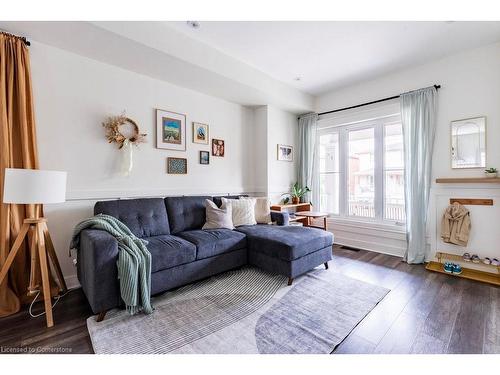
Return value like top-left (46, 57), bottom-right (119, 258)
top-left (0, 33), bottom-right (43, 317)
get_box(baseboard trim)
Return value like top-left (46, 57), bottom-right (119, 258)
top-left (334, 237), bottom-right (405, 258)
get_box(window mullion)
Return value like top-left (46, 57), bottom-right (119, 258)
top-left (339, 128), bottom-right (348, 217)
top-left (374, 123), bottom-right (384, 220)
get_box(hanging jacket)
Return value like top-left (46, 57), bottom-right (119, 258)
top-left (441, 202), bottom-right (471, 247)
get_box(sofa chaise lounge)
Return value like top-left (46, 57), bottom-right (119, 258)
top-left (76, 195), bottom-right (334, 321)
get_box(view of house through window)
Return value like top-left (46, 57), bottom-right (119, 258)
top-left (348, 127), bottom-right (375, 218)
top-left (319, 133), bottom-right (340, 214)
top-left (318, 113), bottom-right (405, 224)
top-left (384, 123), bottom-right (405, 221)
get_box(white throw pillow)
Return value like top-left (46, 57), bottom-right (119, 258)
top-left (203, 199), bottom-right (234, 230)
top-left (222, 197), bottom-right (257, 227)
top-left (246, 197), bottom-right (272, 224)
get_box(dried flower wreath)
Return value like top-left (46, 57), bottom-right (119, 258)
top-left (102, 114), bottom-right (147, 149)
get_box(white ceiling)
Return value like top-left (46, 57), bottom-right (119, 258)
top-left (0, 21), bottom-right (314, 113)
top-left (2, 21), bottom-right (500, 114)
top-left (168, 21), bottom-right (500, 95)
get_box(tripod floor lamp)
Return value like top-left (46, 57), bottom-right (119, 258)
top-left (0, 168), bottom-right (67, 328)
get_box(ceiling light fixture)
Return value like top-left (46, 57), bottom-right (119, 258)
top-left (186, 21), bottom-right (201, 29)
top-left (294, 77), bottom-right (302, 81)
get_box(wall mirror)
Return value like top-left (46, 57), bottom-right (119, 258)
top-left (451, 116), bottom-right (486, 169)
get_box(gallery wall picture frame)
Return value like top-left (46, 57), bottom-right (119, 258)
top-left (156, 109), bottom-right (186, 151)
top-left (167, 157), bottom-right (188, 174)
top-left (277, 144), bottom-right (293, 162)
top-left (212, 138), bottom-right (225, 157)
top-left (193, 122), bottom-right (209, 145)
top-left (200, 150), bottom-right (210, 165)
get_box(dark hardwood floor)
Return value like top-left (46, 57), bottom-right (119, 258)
top-left (332, 246), bottom-right (500, 354)
top-left (1, 245), bottom-right (498, 354)
top-left (0, 286), bottom-right (94, 354)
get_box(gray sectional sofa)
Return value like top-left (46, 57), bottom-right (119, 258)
top-left (76, 195), bottom-right (334, 320)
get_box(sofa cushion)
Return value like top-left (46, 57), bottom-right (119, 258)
top-left (165, 196), bottom-right (212, 234)
top-left (177, 229), bottom-right (247, 260)
top-left (94, 198), bottom-right (170, 238)
top-left (145, 235), bottom-right (197, 273)
top-left (235, 225), bottom-right (333, 261)
top-left (253, 197), bottom-right (272, 224)
top-left (203, 199), bottom-right (234, 230)
top-left (222, 197), bottom-right (257, 227)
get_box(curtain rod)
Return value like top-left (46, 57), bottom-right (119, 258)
top-left (315, 84), bottom-right (441, 117)
top-left (0, 31), bottom-right (30, 46)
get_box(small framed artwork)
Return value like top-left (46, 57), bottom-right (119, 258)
top-left (200, 150), bottom-right (210, 165)
top-left (277, 144), bottom-right (293, 161)
top-left (167, 157), bottom-right (187, 174)
top-left (193, 122), bottom-right (209, 144)
top-left (156, 109), bottom-right (186, 151)
top-left (212, 139), bottom-right (225, 157)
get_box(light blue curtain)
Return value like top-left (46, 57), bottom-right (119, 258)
top-left (297, 113), bottom-right (318, 205)
top-left (401, 86), bottom-right (438, 264)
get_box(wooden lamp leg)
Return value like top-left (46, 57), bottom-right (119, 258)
top-left (28, 227), bottom-right (40, 295)
top-left (0, 218), bottom-right (63, 328)
top-left (0, 223), bottom-right (30, 287)
top-left (36, 222), bottom-right (54, 328)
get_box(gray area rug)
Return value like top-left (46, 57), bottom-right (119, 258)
top-left (87, 266), bottom-right (389, 354)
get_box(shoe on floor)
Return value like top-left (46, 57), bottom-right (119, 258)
top-left (443, 262), bottom-right (453, 273)
top-left (471, 254), bottom-right (480, 264)
top-left (463, 252), bottom-right (471, 262)
top-left (452, 263), bottom-right (463, 275)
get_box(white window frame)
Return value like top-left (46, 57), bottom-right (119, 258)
top-left (316, 108), bottom-right (404, 227)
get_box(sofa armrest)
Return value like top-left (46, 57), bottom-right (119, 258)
top-left (271, 211), bottom-right (289, 226)
top-left (76, 228), bottom-right (122, 314)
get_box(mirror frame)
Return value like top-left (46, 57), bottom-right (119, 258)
top-left (450, 116), bottom-right (487, 170)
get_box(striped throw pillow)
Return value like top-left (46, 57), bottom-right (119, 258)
top-left (222, 197), bottom-right (257, 227)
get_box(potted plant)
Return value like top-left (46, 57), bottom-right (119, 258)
top-left (485, 167), bottom-right (498, 178)
top-left (282, 182), bottom-right (311, 205)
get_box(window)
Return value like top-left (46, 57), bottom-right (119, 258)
top-left (348, 128), bottom-right (375, 218)
top-left (319, 133), bottom-right (340, 214)
top-left (384, 123), bottom-right (405, 221)
top-left (317, 113), bottom-right (405, 224)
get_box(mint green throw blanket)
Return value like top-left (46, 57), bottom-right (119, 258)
top-left (71, 214), bottom-right (153, 315)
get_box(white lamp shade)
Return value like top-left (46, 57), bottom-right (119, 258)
top-left (3, 168), bottom-right (67, 204)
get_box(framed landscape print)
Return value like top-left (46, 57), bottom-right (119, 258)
top-left (156, 109), bottom-right (186, 151)
top-left (212, 139), bottom-right (225, 157)
top-left (193, 122), bottom-right (209, 144)
top-left (200, 150), bottom-right (210, 165)
top-left (277, 144), bottom-right (293, 161)
top-left (167, 157), bottom-right (187, 174)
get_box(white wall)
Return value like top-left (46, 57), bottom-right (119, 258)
top-left (316, 42), bottom-right (500, 259)
top-left (29, 41), bottom-right (295, 287)
top-left (267, 106), bottom-right (298, 203)
top-left (251, 105), bottom-right (298, 202)
top-left (32, 42), bottom-right (256, 199)
top-left (253, 106), bottom-right (269, 195)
